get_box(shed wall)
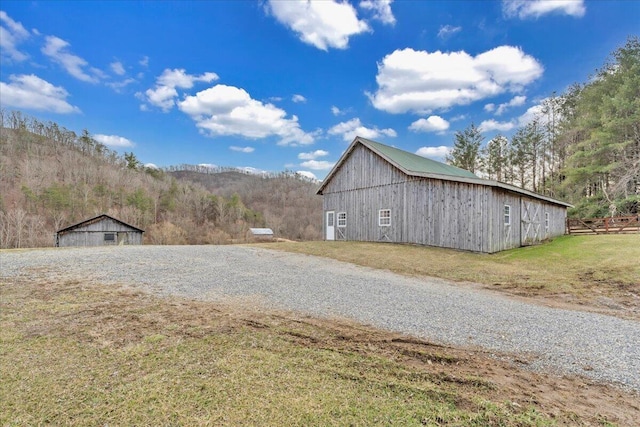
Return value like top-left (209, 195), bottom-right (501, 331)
top-left (57, 218), bottom-right (143, 247)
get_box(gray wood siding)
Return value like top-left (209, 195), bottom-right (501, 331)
top-left (487, 191), bottom-right (566, 252)
top-left (57, 218), bottom-right (143, 247)
top-left (403, 179), bottom-right (492, 252)
top-left (487, 190), bottom-right (522, 253)
top-left (321, 143), bottom-right (568, 253)
top-left (322, 144), bottom-right (406, 193)
top-left (325, 177), bottom-right (495, 252)
top-left (323, 183), bottom-right (405, 243)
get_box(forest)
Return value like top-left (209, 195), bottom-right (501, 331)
top-left (0, 119), bottom-right (322, 248)
top-left (0, 38), bottom-right (637, 248)
top-left (447, 37), bottom-right (639, 218)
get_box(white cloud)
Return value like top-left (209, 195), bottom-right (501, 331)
top-left (42, 36), bottom-right (103, 83)
top-left (409, 115), bottom-right (450, 133)
top-left (494, 95), bottom-right (526, 115)
top-left (266, 0), bottom-right (370, 51)
top-left (503, 0), bottom-right (586, 18)
top-left (359, 0), bottom-right (396, 25)
top-left (331, 105), bottom-right (353, 116)
top-left (199, 163), bottom-right (217, 169)
top-left (292, 94), bottom-right (307, 103)
top-left (517, 102), bottom-right (547, 126)
top-left (230, 145), bottom-right (255, 153)
top-left (478, 119), bottom-right (516, 132)
top-left (0, 74), bottom-right (81, 114)
top-left (144, 68), bottom-right (219, 111)
top-left (0, 11), bottom-right (30, 62)
top-left (298, 149), bottom-right (329, 160)
top-left (94, 134), bottom-right (135, 148)
top-left (416, 146), bottom-right (450, 161)
top-left (296, 170), bottom-right (318, 180)
top-left (437, 24), bottom-right (461, 39)
top-left (158, 68), bottom-right (218, 88)
top-left (478, 100), bottom-right (549, 133)
top-left (368, 46), bottom-right (543, 114)
top-left (178, 84), bottom-right (315, 146)
top-left (110, 61), bottom-right (126, 76)
top-left (107, 78), bottom-right (136, 92)
top-left (328, 117), bottom-right (396, 142)
top-left (139, 56), bottom-right (149, 67)
top-left (145, 85), bottom-right (178, 111)
top-left (300, 159), bottom-right (335, 170)
top-left (484, 103), bottom-right (495, 112)
top-left (238, 166), bottom-right (268, 175)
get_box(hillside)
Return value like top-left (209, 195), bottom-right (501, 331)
top-left (169, 169), bottom-right (322, 241)
top-left (0, 118), bottom-right (322, 248)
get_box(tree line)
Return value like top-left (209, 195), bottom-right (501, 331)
top-left (447, 37), bottom-right (639, 218)
top-left (0, 114), bottom-right (322, 248)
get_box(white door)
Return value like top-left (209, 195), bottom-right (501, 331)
top-left (326, 211), bottom-right (335, 240)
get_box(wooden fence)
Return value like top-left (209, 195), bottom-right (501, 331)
top-left (566, 216), bottom-right (640, 235)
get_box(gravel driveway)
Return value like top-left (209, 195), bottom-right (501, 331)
top-left (2, 245), bottom-right (639, 391)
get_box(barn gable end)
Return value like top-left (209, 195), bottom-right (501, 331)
top-left (318, 137), bottom-right (571, 253)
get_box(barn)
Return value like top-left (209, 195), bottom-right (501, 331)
top-left (56, 214), bottom-right (144, 247)
top-left (317, 137), bottom-right (572, 253)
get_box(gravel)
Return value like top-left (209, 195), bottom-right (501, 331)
top-left (2, 245), bottom-right (639, 391)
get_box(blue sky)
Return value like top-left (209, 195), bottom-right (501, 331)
top-left (1, 1), bottom-right (638, 180)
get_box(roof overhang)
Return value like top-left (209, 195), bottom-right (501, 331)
top-left (57, 214), bottom-right (145, 234)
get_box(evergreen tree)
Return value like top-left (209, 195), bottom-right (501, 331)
top-left (561, 36), bottom-right (640, 215)
top-left (124, 152), bottom-right (142, 170)
top-left (446, 123), bottom-right (484, 173)
top-left (482, 134), bottom-right (508, 181)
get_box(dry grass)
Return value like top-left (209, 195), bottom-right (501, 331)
top-left (3, 277), bottom-right (639, 426)
top-left (259, 235), bottom-right (640, 318)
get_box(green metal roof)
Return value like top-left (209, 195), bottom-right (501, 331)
top-left (361, 138), bottom-right (478, 179)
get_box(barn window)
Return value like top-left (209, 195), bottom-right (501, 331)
top-left (504, 205), bottom-right (511, 225)
top-left (104, 233), bottom-right (116, 242)
top-left (545, 212), bottom-right (550, 231)
top-left (379, 209), bottom-right (391, 226)
top-left (337, 212), bottom-right (347, 227)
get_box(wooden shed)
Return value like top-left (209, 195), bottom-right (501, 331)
top-left (56, 214), bottom-right (144, 247)
top-left (317, 137), bottom-right (572, 253)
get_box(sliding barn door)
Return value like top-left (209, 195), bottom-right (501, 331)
top-left (521, 199), bottom-right (542, 245)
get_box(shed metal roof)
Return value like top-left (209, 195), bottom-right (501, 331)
top-left (57, 214), bottom-right (145, 234)
top-left (249, 228), bottom-right (274, 235)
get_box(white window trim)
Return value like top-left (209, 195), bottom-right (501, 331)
top-left (337, 212), bottom-right (347, 228)
top-left (504, 204), bottom-right (511, 226)
top-left (379, 209), bottom-right (391, 227)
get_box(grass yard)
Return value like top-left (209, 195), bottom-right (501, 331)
top-left (261, 235), bottom-right (640, 319)
top-left (2, 276), bottom-right (638, 426)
